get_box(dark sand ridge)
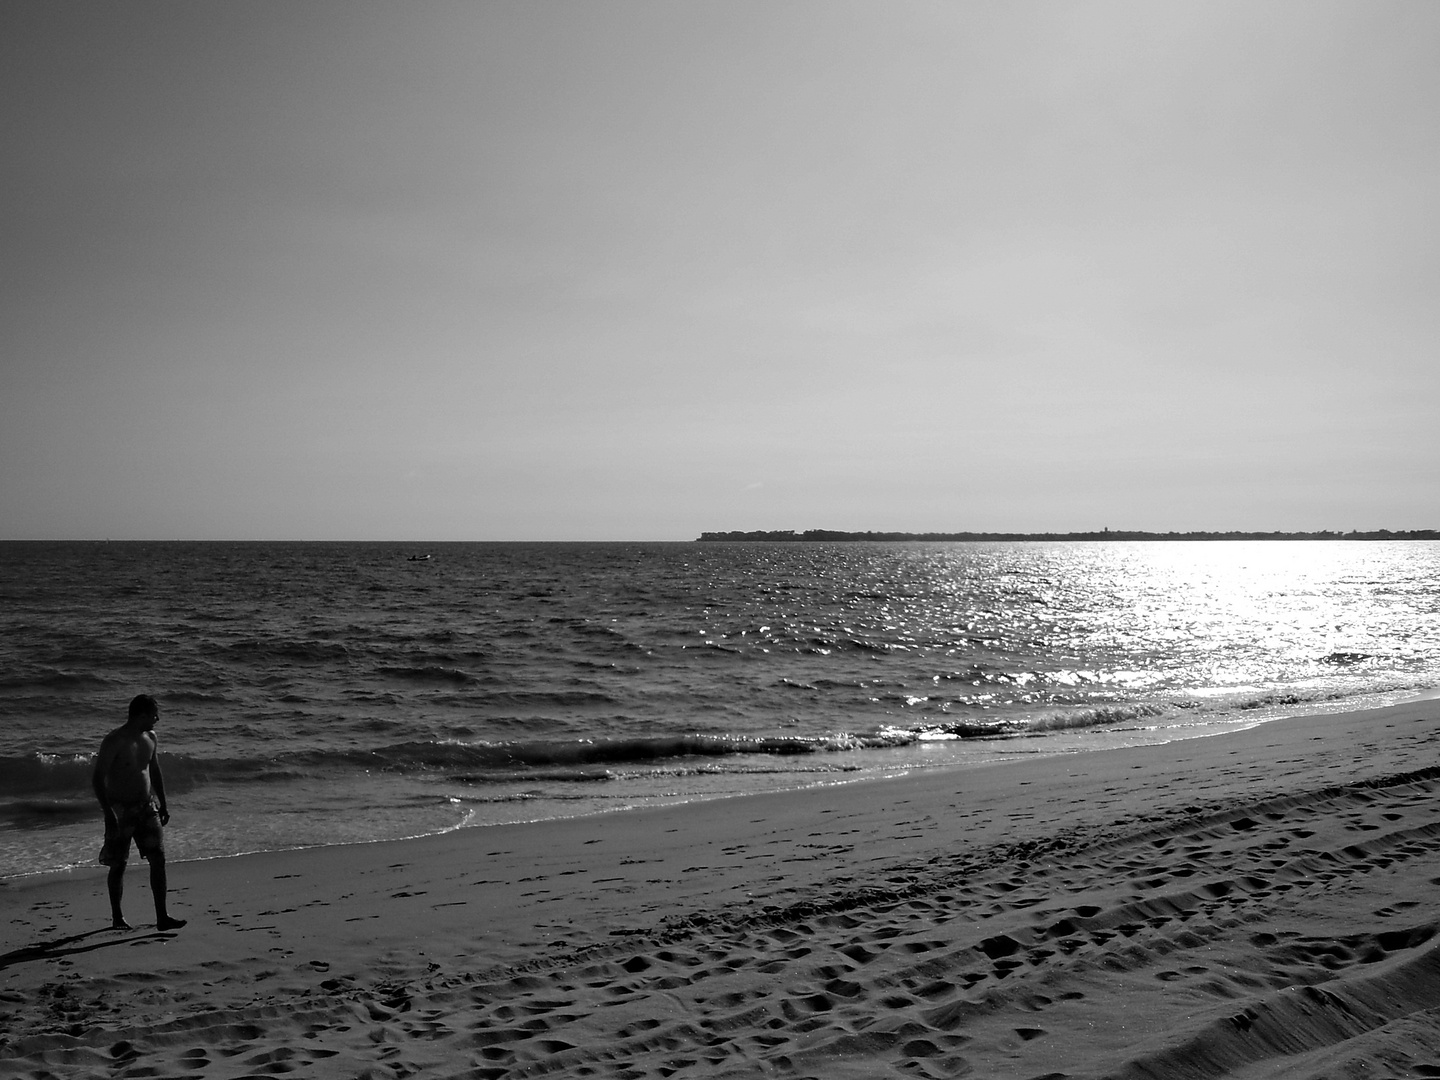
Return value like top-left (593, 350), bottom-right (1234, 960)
top-left (5, 699), bottom-right (1440, 1078)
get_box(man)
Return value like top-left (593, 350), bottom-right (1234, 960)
top-left (92, 694), bottom-right (186, 931)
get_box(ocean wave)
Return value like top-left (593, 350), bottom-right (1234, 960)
top-left (218, 639), bottom-right (353, 662)
top-left (778, 678), bottom-right (819, 691)
top-left (376, 664), bottom-right (483, 684)
top-left (789, 634), bottom-right (894, 656)
top-left (449, 769), bottom-right (616, 785)
top-left (368, 734), bottom-right (848, 770)
top-left (571, 659), bottom-right (643, 674)
top-left (463, 690), bottom-right (625, 711)
top-left (0, 669), bottom-right (114, 691)
top-left (0, 753), bottom-right (95, 795)
top-left (356, 706), bottom-right (1233, 774)
top-left (0, 687), bottom-right (1419, 806)
top-left (0, 750), bottom-right (325, 799)
top-left (680, 641), bottom-right (744, 656)
top-left (341, 725), bottom-right (1026, 775)
top-left (0, 796), bottom-right (96, 828)
top-left (1235, 690), bottom-right (1338, 711)
top-left (931, 666), bottom-right (1160, 691)
top-left (163, 690), bottom-right (234, 705)
top-left (1023, 703), bottom-right (1169, 732)
top-left (0, 730), bottom-right (954, 797)
top-left (1320, 651), bottom-right (1377, 665)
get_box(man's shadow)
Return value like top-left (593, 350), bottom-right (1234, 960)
top-left (0, 927), bottom-right (176, 971)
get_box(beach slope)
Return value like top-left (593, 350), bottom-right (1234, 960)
top-left (6, 700), bottom-right (1440, 1078)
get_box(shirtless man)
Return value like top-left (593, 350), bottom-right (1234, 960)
top-left (92, 694), bottom-right (186, 931)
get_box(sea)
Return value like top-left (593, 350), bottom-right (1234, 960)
top-left (2, 540), bottom-right (1438, 881)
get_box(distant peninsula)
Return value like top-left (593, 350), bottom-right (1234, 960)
top-left (697, 528), bottom-right (1440, 542)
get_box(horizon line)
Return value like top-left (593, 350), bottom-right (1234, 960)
top-left (4, 528), bottom-right (1440, 544)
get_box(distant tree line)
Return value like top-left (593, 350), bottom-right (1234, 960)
top-left (697, 528), bottom-right (1440, 542)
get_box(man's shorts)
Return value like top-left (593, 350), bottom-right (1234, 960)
top-left (99, 800), bottom-right (164, 866)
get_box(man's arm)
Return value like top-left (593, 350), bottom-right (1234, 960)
top-left (92, 734), bottom-right (117, 824)
top-left (148, 743), bottom-right (170, 826)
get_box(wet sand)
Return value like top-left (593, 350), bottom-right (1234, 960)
top-left (5, 699), bottom-right (1440, 1078)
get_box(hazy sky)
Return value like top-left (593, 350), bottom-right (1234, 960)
top-left (3, 2), bottom-right (1437, 540)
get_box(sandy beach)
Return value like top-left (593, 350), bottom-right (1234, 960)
top-left (6, 699), bottom-right (1440, 1079)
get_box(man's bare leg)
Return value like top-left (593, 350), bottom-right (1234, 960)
top-left (149, 853), bottom-right (186, 931)
top-left (107, 864), bottom-right (133, 930)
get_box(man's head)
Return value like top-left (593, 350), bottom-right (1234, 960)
top-left (128, 694), bottom-right (159, 728)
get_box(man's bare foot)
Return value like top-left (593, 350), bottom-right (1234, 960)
top-left (112, 918), bottom-right (133, 930)
top-left (157, 916), bottom-right (187, 931)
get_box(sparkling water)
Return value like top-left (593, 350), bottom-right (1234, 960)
top-left (3, 540), bottom-right (1437, 878)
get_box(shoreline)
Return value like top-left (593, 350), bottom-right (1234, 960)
top-left (7, 683), bottom-right (1420, 884)
top-left (6, 698), bottom-right (1440, 1077)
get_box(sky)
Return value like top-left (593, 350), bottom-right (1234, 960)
top-left (3, 1), bottom-right (1437, 540)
